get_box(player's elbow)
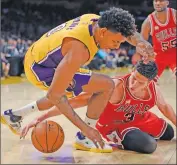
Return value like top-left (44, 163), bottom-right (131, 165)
top-left (46, 91), bottom-right (65, 105)
top-left (162, 105), bottom-right (170, 115)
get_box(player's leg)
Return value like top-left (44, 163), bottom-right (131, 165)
top-left (138, 112), bottom-right (172, 140)
top-left (122, 129), bottom-right (157, 154)
top-left (154, 61), bottom-right (166, 83)
top-left (159, 123), bottom-right (174, 140)
top-left (65, 68), bottom-right (114, 152)
top-left (168, 54), bottom-right (176, 78)
top-left (96, 123), bottom-right (157, 154)
top-left (1, 45), bottom-right (58, 135)
top-left (82, 72), bottom-right (114, 121)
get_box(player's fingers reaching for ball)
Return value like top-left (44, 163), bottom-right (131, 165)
top-left (93, 139), bottom-right (99, 148)
top-left (20, 119), bottom-right (40, 139)
top-left (20, 125), bottom-right (30, 139)
top-left (93, 131), bottom-right (105, 149)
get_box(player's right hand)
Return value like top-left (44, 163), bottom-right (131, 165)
top-left (82, 126), bottom-right (104, 149)
top-left (136, 41), bottom-right (156, 64)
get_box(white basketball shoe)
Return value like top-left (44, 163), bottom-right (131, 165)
top-left (73, 131), bottom-right (113, 153)
top-left (1, 109), bottom-right (23, 135)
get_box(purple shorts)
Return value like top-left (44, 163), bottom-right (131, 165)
top-left (28, 45), bottom-right (92, 98)
top-left (32, 63), bottom-right (92, 97)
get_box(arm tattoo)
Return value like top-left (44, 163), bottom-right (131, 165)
top-left (56, 95), bottom-right (76, 117)
top-left (54, 95), bottom-right (87, 130)
top-left (127, 32), bottom-right (144, 46)
top-left (58, 95), bottom-right (68, 104)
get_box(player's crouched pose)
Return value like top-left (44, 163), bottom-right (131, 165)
top-left (21, 61), bottom-right (176, 154)
top-left (2, 7), bottom-right (155, 153)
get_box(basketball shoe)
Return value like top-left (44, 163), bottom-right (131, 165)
top-left (1, 109), bottom-right (23, 135)
top-left (73, 132), bottom-right (113, 153)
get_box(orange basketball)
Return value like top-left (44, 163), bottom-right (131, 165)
top-left (31, 120), bottom-right (64, 153)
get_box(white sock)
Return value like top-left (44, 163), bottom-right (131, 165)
top-left (84, 115), bottom-right (98, 128)
top-left (13, 101), bottom-right (39, 117)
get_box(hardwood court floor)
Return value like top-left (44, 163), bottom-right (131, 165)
top-left (1, 70), bottom-right (176, 164)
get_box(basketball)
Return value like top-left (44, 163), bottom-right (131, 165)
top-left (31, 120), bottom-right (64, 153)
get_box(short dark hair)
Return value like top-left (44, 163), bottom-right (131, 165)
top-left (135, 60), bottom-right (158, 80)
top-left (98, 7), bottom-right (136, 37)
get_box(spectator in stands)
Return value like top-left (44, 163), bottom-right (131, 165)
top-left (1, 53), bottom-right (10, 79)
top-left (16, 38), bottom-right (28, 56)
top-left (105, 52), bottom-right (116, 69)
top-left (117, 48), bottom-right (130, 67)
top-left (4, 38), bottom-right (19, 57)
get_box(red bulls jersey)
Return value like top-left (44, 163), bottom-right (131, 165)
top-left (148, 8), bottom-right (176, 54)
top-left (98, 74), bottom-right (157, 127)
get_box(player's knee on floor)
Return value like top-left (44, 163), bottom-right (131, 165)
top-left (142, 137), bottom-right (157, 154)
top-left (160, 124), bottom-right (174, 140)
top-left (122, 129), bottom-right (157, 154)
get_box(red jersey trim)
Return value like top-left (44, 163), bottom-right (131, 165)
top-left (152, 8), bottom-right (170, 27)
top-left (171, 8), bottom-right (176, 25)
top-left (115, 77), bottom-right (127, 105)
top-left (148, 15), bottom-right (154, 36)
top-left (155, 121), bottom-right (167, 139)
top-left (151, 81), bottom-right (157, 105)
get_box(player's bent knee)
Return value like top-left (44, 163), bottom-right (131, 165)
top-left (160, 124), bottom-right (174, 140)
top-left (106, 78), bottom-right (115, 91)
top-left (94, 74), bottom-right (115, 92)
top-left (122, 129), bottom-right (157, 154)
top-left (142, 138), bottom-right (157, 154)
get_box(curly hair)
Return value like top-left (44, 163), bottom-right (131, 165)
top-left (98, 7), bottom-right (136, 37)
top-left (135, 60), bottom-right (158, 80)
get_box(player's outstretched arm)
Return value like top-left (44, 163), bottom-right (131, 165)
top-left (126, 31), bottom-right (155, 63)
top-left (20, 92), bottom-right (92, 138)
top-left (131, 17), bottom-right (152, 64)
top-left (155, 84), bottom-right (176, 127)
top-left (46, 39), bottom-right (104, 148)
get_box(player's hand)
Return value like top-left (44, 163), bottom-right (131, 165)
top-left (20, 119), bottom-right (40, 139)
top-left (82, 126), bottom-right (104, 149)
top-left (136, 41), bottom-right (156, 64)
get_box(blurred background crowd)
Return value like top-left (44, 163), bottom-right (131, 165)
top-left (1, 0), bottom-right (176, 78)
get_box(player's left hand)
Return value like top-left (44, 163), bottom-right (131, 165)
top-left (136, 41), bottom-right (156, 64)
top-left (20, 119), bottom-right (40, 139)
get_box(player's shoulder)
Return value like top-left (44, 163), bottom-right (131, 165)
top-left (81, 13), bottom-right (100, 19)
top-left (150, 81), bottom-right (160, 96)
top-left (144, 12), bottom-right (154, 24)
top-left (169, 7), bottom-right (176, 11)
top-left (62, 37), bottom-right (89, 55)
top-left (112, 76), bottom-right (125, 89)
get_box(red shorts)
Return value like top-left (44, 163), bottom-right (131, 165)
top-left (96, 111), bottom-right (167, 147)
top-left (155, 49), bottom-right (176, 77)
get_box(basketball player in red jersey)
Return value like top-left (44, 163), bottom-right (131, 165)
top-left (20, 60), bottom-right (176, 153)
top-left (136, 0), bottom-right (176, 82)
